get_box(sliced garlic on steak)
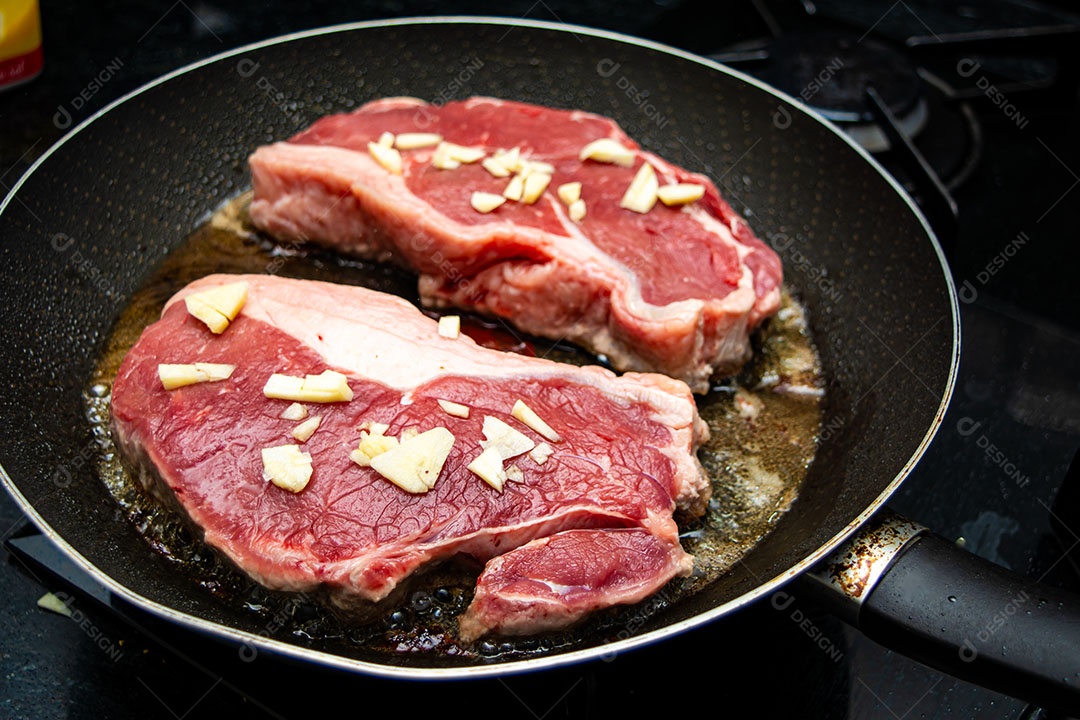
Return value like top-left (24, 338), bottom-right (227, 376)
top-left (657, 183), bottom-right (706, 206)
top-left (360, 421), bottom-right (390, 436)
top-left (350, 427), bottom-right (399, 467)
top-left (184, 281), bottom-right (249, 334)
top-left (502, 173), bottom-right (525, 201)
top-left (368, 141), bottom-right (403, 175)
top-left (505, 464), bottom-right (524, 483)
top-left (447, 143), bottom-right (485, 163)
top-left (432, 142), bottom-right (461, 170)
top-left (433, 141), bottom-right (485, 169)
top-left (528, 442), bottom-right (554, 466)
top-left (471, 191), bottom-right (507, 214)
top-left (521, 172), bottom-right (552, 205)
top-left (467, 446), bottom-right (507, 492)
top-left (370, 427), bottom-right (456, 493)
top-left (619, 162), bottom-right (659, 214)
top-left (262, 444), bottom-right (313, 493)
top-left (437, 399), bottom-right (470, 418)
top-left (263, 369), bottom-right (353, 403)
top-left (469, 415), bottom-right (539, 492)
top-left (377, 131), bottom-right (395, 148)
top-left (569, 199), bottom-right (587, 222)
top-left (480, 416), bottom-right (535, 459)
top-left (291, 415), bottom-right (322, 442)
top-left (520, 160), bottom-right (555, 176)
top-left (579, 138), bottom-right (635, 167)
top-left (511, 400), bottom-right (562, 442)
top-left (481, 156), bottom-right (512, 178)
top-left (492, 147), bottom-right (521, 173)
top-left (280, 402), bottom-right (308, 421)
top-left (557, 182), bottom-right (582, 205)
top-left (158, 363), bottom-right (235, 390)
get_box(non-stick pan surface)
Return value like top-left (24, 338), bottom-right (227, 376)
top-left (0, 18), bottom-right (956, 677)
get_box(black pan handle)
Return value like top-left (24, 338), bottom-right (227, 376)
top-left (800, 509), bottom-right (1080, 716)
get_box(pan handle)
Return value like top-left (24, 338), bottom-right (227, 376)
top-left (800, 509), bottom-right (1080, 715)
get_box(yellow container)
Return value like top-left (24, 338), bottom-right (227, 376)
top-left (0, 0), bottom-right (43, 90)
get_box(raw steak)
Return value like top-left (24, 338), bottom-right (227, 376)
top-left (111, 274), bottom-right (710, 640)
top-left (248, 96), bottom-right (783, 393)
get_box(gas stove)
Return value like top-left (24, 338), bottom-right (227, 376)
top-left (1, 2), bottom-right (1077, 718)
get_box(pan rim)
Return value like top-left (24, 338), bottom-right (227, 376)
top-left (0, 14), bottom-right (961, 679)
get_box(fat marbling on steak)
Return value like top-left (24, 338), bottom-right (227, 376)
top-left (248, 97), bottom-right (783, 393)
top-left (110, 274), bottom-right (710, 640)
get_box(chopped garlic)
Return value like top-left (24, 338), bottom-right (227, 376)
top-left (467, 446), bottom-right (507, 492)
top-left (437, 399), bottom-right (470, 418)
top-left (657, 183), bottom-right (706, 206)
top-left (262, 444), bottom-right (313, 493)
top-left (528, 442), bottom-right (554, 466)
top-left (520, 160), bottom-right (556, 176)
top-left (350, 428), bottom-right (399, 467)
top-left (480, 416), bottom-right (536, 459)
top-left (511, 400), bottom-right (562, 442)
top-left (394, 132), bottom-right (442, 150)
top-left (471, 191), bottom-right (506, 214)
top-left (433, 141), bottom-right (484, 169)
top-left (377, 131), bottom-right (395, 148)
top-left (184, 281), bottom-right (248, 334)
top-left (505, 464), bottom-right (524, 484)
top-left (468, 416), bottom-right (539, 491)
top-left (37, 592), bottom-right (73, 617)
top-left (502, 173), bottom-right (525, 201)
top-left (292, 415), bottom-right (322, 442)
top-left (521, 172), bottom-right (552, 204)
top-left (400, 427), bottom-right (419, 442)
top-left (557, 182), bottom-right (582, 205)
top-left (431, 142), bottom-right (460, 170)
top-left (569, 199), bottom-right (586, 222)
top-left (361, 421), bottom-right (390, 436)
top-left (447, 143), bottom-right (485, 163)
top-left (492, 147), bottom-right (521, 173)
top-left (158, 363), bottom-right (235, 390)
top-left (579, 138), bottom-right (635, 167)
top-left (438, 315), bottom-right (461, 339)
top-left (481, 156), bottom-right (512, 178)
top-left (280, 402), bottom-right (308, 421)
top-left (370, 427), bottom-right (456, 493)
top-left (620, 162), bottom-right (659, 214)
top-left (263, 369), bottom-right (353, 403)
top-left (368, 141), bottom-right (403, 175)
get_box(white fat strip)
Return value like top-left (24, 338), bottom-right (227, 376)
top-left (166, 275), bottom-right (695, 423)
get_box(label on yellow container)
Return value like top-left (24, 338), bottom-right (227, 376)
top-left (0, 0), bottom-right (43, 89)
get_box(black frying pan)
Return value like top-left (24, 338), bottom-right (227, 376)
top-left (1, 17), bottom-right (1077, 713)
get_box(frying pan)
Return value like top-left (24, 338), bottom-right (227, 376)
top-left (1, 17), bottom-right (1077, 714)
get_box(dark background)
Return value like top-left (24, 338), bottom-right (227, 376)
top-left (1, 2), bottom-right (1078, 718)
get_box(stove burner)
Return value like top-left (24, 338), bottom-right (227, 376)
top-left (706, 26), bottom-right (980, 244)
top-left (746, 29), bottom-right (928, 152)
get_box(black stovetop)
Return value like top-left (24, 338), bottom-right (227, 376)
top-left (2, 2), bottom-right (1078, 718)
